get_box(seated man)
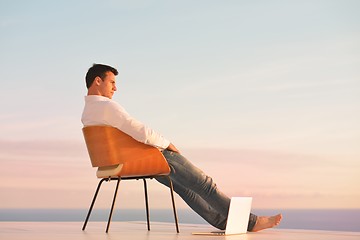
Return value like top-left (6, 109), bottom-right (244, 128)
top-left (81, 63), bottom-right (282, 232)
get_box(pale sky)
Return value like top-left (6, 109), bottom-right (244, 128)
top-left (0, 0), bottom-right (359, 210)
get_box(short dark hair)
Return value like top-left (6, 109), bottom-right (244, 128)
top-left (85, 63), bottom-right (118, 89)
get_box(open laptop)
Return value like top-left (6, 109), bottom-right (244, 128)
top-left (192, 197), bottom-right (252, 236)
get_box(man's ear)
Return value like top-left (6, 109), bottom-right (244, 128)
top-left (94, 76), bottom-right (102, 86)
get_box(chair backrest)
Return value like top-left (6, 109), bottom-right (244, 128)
top-left (82, 125), bottom-right (170, 177)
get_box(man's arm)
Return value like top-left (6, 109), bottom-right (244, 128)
top-left (106, 102), bottom-right (171, 150)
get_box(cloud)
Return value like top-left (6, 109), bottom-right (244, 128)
top-left (182, 148), bottom-right (360, 207)
top-left (0, 139), bottom-right (359, 209)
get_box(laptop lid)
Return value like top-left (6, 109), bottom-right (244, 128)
top-left (225, 197), bottom-right (252, 235)
top-left (192, 197), bottom-right (252, 236)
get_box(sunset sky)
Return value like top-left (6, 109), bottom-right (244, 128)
top-left (0, 1), bottom-right (359, 210)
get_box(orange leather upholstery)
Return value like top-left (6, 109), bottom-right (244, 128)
top-left (82, 125), bottom-right (170, 177)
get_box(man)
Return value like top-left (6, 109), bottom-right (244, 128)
top-left (81, 63), bottom-right (282, 232)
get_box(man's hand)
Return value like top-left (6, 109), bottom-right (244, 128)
top-left (167, 143), bottom-right (180, 153)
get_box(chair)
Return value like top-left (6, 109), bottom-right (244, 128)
top-left (81, 125), bottom-right (179, 233)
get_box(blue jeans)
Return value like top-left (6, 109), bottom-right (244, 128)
top-left (156, 150), bottom-right (257, 231)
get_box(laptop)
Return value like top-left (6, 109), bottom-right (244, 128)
top-left (192, 197), bottom-right (252, 236)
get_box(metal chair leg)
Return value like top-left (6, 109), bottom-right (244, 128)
top-left (166, 176), bottom-right (179, 233)
top-left (106, 178), bottom-right (121, 233)
top-left (83, 176), bottom-right (179, 233)
top-left (143, 179), bottom-right (150, 231)
top-left (82, 178), bottom-right (107, 231)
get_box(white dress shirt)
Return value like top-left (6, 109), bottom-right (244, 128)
top-left (81, 95), bottom-right (170, 150)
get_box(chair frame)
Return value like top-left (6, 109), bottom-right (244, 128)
top-left (82, 175), bottom-right (179, 233)
top-left (81, 125), bottom-right (179, 233)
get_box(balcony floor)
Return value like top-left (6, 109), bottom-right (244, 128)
top-left (1, 221), bottom-right (359, 240)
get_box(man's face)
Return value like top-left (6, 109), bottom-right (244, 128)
top-left (98, 71), bottom-right (117, 99)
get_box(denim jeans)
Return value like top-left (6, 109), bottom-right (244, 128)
top-left (156, 150), bottom-right (257, 231)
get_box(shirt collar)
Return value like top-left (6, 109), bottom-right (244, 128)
top-left (84, 95), bottom-right (111, 102)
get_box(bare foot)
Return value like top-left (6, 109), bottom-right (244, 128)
top-left (250, 214), bottom-right (282, 232)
